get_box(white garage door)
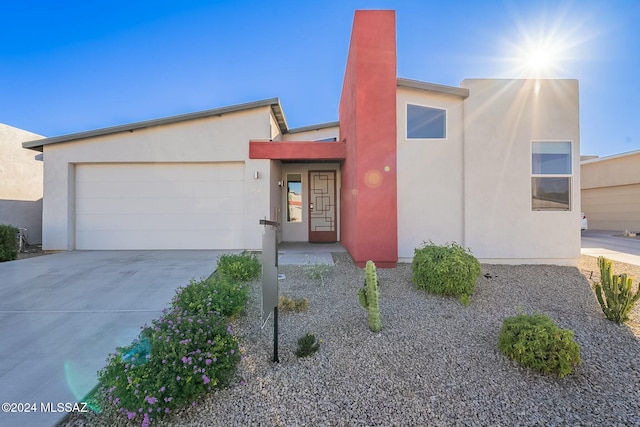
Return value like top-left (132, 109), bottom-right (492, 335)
top-left (75, 163), bottom-right (245, 249)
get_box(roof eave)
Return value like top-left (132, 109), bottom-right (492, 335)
top-left (22, 98), bottom-right (284, 151)
top-left (397, 77), bottom-right (469, 99)
top-left (581, 149), bottom-right (640, 165)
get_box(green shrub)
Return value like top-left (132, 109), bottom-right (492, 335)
top-left (0, 224), bottom-right (18, 262)
top-left (295, 333), bottom-right (320, 358)
top-left (172, 275), bottom-right (249, 318)
top-left (594, 256), bottom-right (640, 323)
top-left (498, 313), bottom-right (581, 377)
top-left (98, 307), bottom-right (240, 424)
top-left (412, 241), bottom-right (481, 300)
top-left (216, 253), bottom-right (260, 282)
top-left (279, 295), bottom-right (309, 312)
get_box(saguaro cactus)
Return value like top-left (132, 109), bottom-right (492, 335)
top-left (358, 260), bottom-right (382, 332)
top-left (594, 256), bottom-right (640, 323)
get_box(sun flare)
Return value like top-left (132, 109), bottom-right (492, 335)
top-left (499, 5), bottom-right (592, 79)
top-left (527, 47), bottom-right (552, 71)
top-left (514, 38), bottom-right (565, 78)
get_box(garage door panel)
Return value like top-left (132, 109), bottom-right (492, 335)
top-left (77, 163), bottom-right (245, 182)
top-left (75, 163), bottom-right (245, 249)
top-left (77, 197), bottom-right (196, 215)
top-left (77, 180), bottom-right (244, 199)
top-left (78, 213), bottom-right (243, 231)
top-left (77, 196), bottom-right (243, 216)
top-left (76, 229), bottom-right (243, 250)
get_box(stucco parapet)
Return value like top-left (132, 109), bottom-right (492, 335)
top-left (288, 121), bottom-right (340, 134)
top-left (397, 77), bottom-right (469, 99)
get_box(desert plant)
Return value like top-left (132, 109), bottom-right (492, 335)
top-left (498, 313), bottom-right (581, 377)
top-left (172, 275), bottom-right (249, 318)
top-left (412, 241), bottom-right (481, 301)
top-left (98, 307), bottom-right (240, 424)
top-left (279, 295), bottom-right (309, 312)
top-left (302, 255), bottom-right (332, 286)
top-left (358, 260), bottom-right (382, 332)
top-left (594, 256), bottom-right (640, 323)
top-left (0, 224), bottom-right (18, 262)
top-left (216, 253), bottom-right (260, 282)
top-left (295, 333), bottom-right (320, 358)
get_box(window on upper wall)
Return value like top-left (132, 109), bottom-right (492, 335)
top-left (407, 104), bottom-right (446, 139)
top-left (531, 141), bottom-right (572, 211)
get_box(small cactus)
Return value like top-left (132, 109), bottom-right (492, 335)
top-left (594, 256), bottom-right (640, 323)
top-left (358, 260), bottom-right (382, 332)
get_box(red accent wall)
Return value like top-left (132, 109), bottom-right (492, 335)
top-left (339, 10), bottom-right (398, 267)
top-left (249, 141), bottom-right (346, 160)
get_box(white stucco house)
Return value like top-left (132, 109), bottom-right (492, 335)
top-left (0, 123), bottom-right (44, 244)
top-left (22, 10), bottom-right (581, 266)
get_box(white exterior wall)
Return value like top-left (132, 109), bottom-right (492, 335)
top-left (0, 124), bottom-right (44, 243)
top-left (462, 79), bottom-right (581, 265)
top-left (396, 87), bottom-right (465, 259)
top-left (282, 126), bottom-right (339, 141)
top-left (41, 107), bottom-right (274, 250)
top-left (269, 159), bottom-right (283, 242)
top-left (270, 114), bottom-right (282, 141)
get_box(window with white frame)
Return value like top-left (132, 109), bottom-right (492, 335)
top-left (531, 141), bottom-right (572, 211)
top-left (407, 104), bottom-right (446, 139)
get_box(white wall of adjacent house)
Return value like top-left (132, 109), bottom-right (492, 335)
top-left (396, 87), bottom-right (465, 260)
top-left (41, 107), bottom-right (274, 251)
top-left (282, 126), bottom-right (339, 142)
top-left (461, 79), bottom-right (581, 265)
top-left (581, 150), bottom-right (640, 232)
top-left (0, 124), bottom-right (44, 243)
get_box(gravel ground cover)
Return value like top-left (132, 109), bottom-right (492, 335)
top-left (64, 254), bottom-right (640, 427)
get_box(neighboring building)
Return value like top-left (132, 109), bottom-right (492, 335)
top-left (581, 150), bottom-right (640, 232)
top-left (0, 124), bottom-right (44, 244)
top-left (22, 10), bottom-right (581, 266)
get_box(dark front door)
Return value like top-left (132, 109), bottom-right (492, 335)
top-left (308, 170), bottom-right (337, 242)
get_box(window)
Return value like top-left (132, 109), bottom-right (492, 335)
top-left (407, 104), bottom-right (446, 139)
top-left (531, 142), bottom-right (572, 211)
top-left (286, 174), bottom-right (302, 222)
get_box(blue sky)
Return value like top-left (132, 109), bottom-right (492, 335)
top-left (1, 0), bottom-right (638, 157)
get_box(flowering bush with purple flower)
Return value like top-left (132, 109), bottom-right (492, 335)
top-left (99, 307), bottom-right (239, 424)
top-left (97, 270), bottom-right (247, 425)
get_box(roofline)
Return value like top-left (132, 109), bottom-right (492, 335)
top-left (22, 98), bottom-right (287, 151)
top-left (581, 149), bottom-right (640, 165)
top-left (397, 77), bottom-right (469, 99)
top-left (288, 121), bottom-right (340, 134)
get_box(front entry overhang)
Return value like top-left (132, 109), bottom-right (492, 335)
top-left (249, 141), bottom-right (346, 161)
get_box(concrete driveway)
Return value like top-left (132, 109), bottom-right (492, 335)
top-left (0, 250), bottom-right (227, 427)
top-left (581, 230), bottom-right (640, 266)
